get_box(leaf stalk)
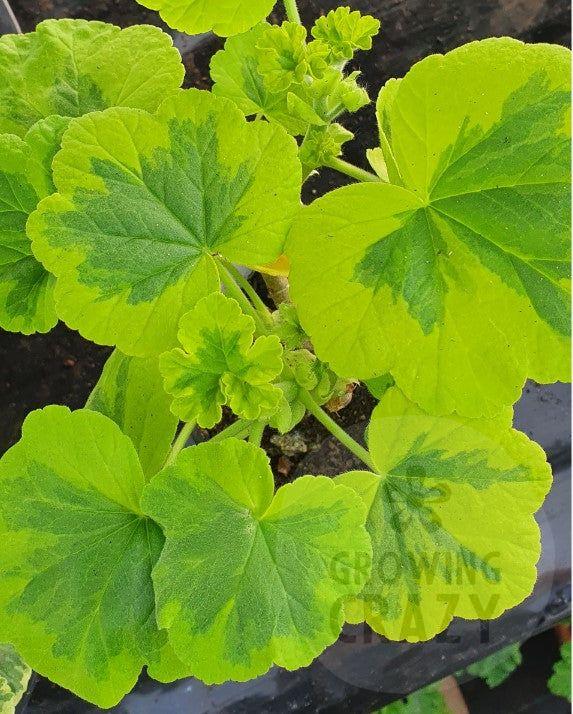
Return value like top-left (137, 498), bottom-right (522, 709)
top-left (298, 389), bottom-right (376, 470)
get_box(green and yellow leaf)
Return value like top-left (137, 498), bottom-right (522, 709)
top-left (141, 438), bottom-right (372, 683)
top-left (0, 19), bottom-right (184, 137)
top-left (87, 350), bottom-right (178, 478)
top-left (336, 386), bottom-right (552, 642)
top-left (0, 407), bottom-right (166, 708)
top-left (160, 292), bottom-right (283, 427)
top-left (288, 39), bottom-right (571, 416)
top-left (136, 0), bottom-right (276, 36)
top-left (0, 122), bottom-right (66, 334)
top-left (0, 645), bottom-right (31, 714)
top-left (29, 90), bottom-right (301, 356)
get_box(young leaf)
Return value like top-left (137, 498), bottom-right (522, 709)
top-left (336, 386), bottom-right (552, 642)
top-left (211, 24), bottom-right (306, 135)
top-left (136, 0), bottom-right (276, 36)
top-left (311, 7), bottom-right (381, 63)
top-left (141, 439), bottom-right (372, 683)
top-left (0, 644), bottom-right (31, 714)
top-left (160, 292), bottom-right (283, 427)
top-left (256, 23), bottom-right (328, 93)
top-left (86, 349), bottom-right (178, 478)
top-left (466, 643), bottom-right (522, 687)
top-left (548, 641), bottom-right (571, 702)
top-left (0, 123), bottom-right (65, 335)
top-left (29, 90), bottom-right (301, 356)
top-left (272, 302), bottom-right (308, 350)
top-left (0, 19), bottom-right (184, 137)
top-left (288, 39), bottom-right (571, 417)
top-left (299, 124), bottom-right (354, 175)
top-left (0, 407), bottom-right (166, 708)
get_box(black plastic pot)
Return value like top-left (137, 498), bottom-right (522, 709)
top-left (1, 0), bottom-right (571, 712)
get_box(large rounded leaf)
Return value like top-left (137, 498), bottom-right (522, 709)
top-left (0, 19), bottom-right (184, 137)
top-left (287, 39), bottom-right (571, 416)
top-left (137, 0), bottom-right (277, 37)
top-left (0, 407), bottom-right (166, 708)
top-left (337, 387), bottom-right (552, 642)
top-left (29, 90), bottom-right (301, 356)
top-left (141, 439), bottom-right (371, 683)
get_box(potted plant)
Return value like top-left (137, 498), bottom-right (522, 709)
top-left (0, 0), bottom-right (570, 710)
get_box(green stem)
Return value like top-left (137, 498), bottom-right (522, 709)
top-left (283, 0), bottom-right (301, 24)
top-left (249, 421), bottom-right (266, 446)
top-left (298, 390), bottom-right (376, 470)
top-left (209, 419), bottom-right (252, 443)
top-left (221, 260), bottom-right (273, 328)
top-left (217, 260), bottom-right (268, 334)
top-left (165, 421), bottom-right (196, 467)
top-left (326, 157), bottom-right (381, 183)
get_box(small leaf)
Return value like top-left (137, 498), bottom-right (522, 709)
top-left (0, 19), bottom-right (184, 137)
top-left (29, 90), bottom-right (301, 356)
top-left (256, 23), bottom-right (328, 93)
top-left (299, 123), bottom-right (354, 173)
top-left (548, 642), bottom-right (571, 702)
top-left (272, 302), bottom-right (308, 349)
top-left (87, 349), bottom-right (178, 478)
top-left (0, 407), bottom-right (165, 708)
top-left (136, 0), bottom-right (276, 36)
top-left (336, 386), bottom-right (552, 642)
top-left (288, 39), bottom-right (571, 416)
top-left (141, 438), bottom-right (372, 683)
top-left (160, 292), bottom-right (283, 427)
top-left (366, 147), bottom-right (389, 181)
top-left (311, 7), bottom-right (380, 63)
top-left (0, 130), bottom-right (60, 334)
top-left (211, 24), bottom-right (307, 136)
top-left (466, 643), bottom-right (522, 688)
top-left (0, 644), bottom-right (31, 714)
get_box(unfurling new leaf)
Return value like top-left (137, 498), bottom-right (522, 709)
top-left (160, 292), bottom-right (283, 428)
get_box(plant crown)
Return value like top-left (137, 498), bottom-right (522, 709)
top-left (0, 0), bottom-right (569, 708)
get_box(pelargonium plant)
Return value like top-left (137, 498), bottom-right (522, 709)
top-left (0, 0), bottom-right (569, 708)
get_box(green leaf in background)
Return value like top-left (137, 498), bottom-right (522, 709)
top-left (87, 350), bottom-right (178, 478)
top-left (0, 406), bottom-right (165, 708)
top-left (141, 438), bottom-right (371, 683)
top-left (0, 117), bottom-right (68, 334)
top-left (548, 641), bottom-right (572, 702)
top-left (0, 644), bottom-right (31, 714)
top-left (0, 19), bottom-right (184, 137)
top-left (136, 0), bottom-right (276, 36)
top-left (378, 683), bottom-right (448, 714)
top-left (160, 292), bottom-right (283, 427)
top-left (311, 7), bottom-right (381, 63)
top-left (466, 643), bottom-right (522, 687)
top-left (336, 386), bottom-right (552, 642)
top-left (288, 39), bottom-right (571, 417)
top-left (211, 24), bottom-right (307, 135)
top-left (29, 90), bottom-right (301, 356)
